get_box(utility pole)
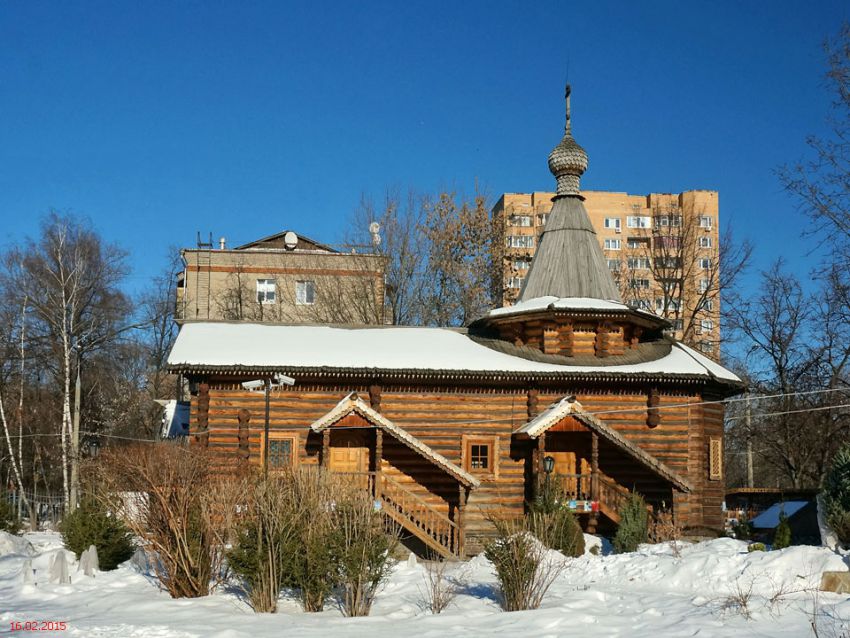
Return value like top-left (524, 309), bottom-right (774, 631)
top-left (746, 394), bottom-right (754, 488)
top-left (263, 378), bottom-right (271, 479)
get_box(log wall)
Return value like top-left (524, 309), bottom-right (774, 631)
top-left (189, 379), bottom-right (725, 545)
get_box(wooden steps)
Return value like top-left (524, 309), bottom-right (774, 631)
top-left (377, 473), bottom-right (461, 559)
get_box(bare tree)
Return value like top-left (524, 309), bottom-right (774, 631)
top-left (726, 261), bottom-right (850, 488)
top-left (420, 190), bottom-right (502, 327)
top-left (616, 200), bottom-right (751, 353)
top-left (346, 189), bottom-right (429, 325)
top-left (778, 23), bottom-right (850, 264)
top-left (3, 212), bottom-right (130, 508)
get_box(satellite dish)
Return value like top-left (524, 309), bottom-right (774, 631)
top-left (369, 222), bottom-right (380, 235)
top-left (283, 231), bottom-right (298, 250)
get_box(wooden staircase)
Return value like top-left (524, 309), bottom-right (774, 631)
top-left (377, 473), bottom-right (462, 559)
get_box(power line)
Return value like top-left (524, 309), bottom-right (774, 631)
top-left (1, 387), bottom-right (848, 442)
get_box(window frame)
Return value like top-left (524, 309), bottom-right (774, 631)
top-left (626, 215), bottom-right (652, 229)
top-left (295, 280), bottom-right (316, 305)
top-left (256, 278), bottom-right (277, 305)
top-left (261, 431), bottom-right (299, 471)
top-left (699, 215), bottom-right (714, 229)
top-left (461, 434), bottom-right (499, 478)
top-left (604, 238), bottom-right (621, 251)
top-left (604, 217), bottom-right (621, 230)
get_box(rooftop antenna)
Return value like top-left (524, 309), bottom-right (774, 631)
top-left (369, 221), bottom-right (381, 248)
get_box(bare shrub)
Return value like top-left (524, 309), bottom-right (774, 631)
top-left (420, 558), bottom-right (460, 614)
top-left (330, 487), bottom-right (399, 617)
top-left (227, 473), bottom-right (300, 613)
top-left (485, 517), bottom-right (567, 612)
top-left (649, 507), bottom-right (684, 557)
top-left (88, 443), bottom-right (241, 598)
top-left (722, 576), bottom-right (755, 620)
top-left (287, 468), bottom-right (344, 612)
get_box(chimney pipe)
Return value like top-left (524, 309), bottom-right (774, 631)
top-left (219, 237), bottom-right (226, 250)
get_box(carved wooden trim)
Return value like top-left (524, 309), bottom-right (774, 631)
top-left (527, 387), bottom-right (539, 419)
top-left (647, 387), bottom-right (661, 428)
top-left (369, 383), bottom-right (382, 412)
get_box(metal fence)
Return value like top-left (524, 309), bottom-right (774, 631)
top-left (5, 490), bottom-right (65, 529)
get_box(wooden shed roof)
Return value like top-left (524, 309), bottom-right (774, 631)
top-left (514, 396), bottom-right (693, 493)
top-left (310, 392), bottom-right (480, 489)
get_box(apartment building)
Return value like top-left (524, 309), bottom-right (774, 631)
top-left (176, 230), bottom-right (387, 325)
top-left (494, 190), bottom-right (721, 355)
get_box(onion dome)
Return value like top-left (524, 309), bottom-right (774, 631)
top-left (548, 84), bottom-right (587, 197)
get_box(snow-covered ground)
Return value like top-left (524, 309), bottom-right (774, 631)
top-left (1, 532), bottom-right (849, 638)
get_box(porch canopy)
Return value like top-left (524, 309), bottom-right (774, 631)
top-left (310, 392), bottom-right (480, 489)
top-left (514, 396), bottom-right (692, 493)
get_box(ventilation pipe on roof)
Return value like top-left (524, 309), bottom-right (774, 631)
top-left (219, 237), bottom-right (226, 250)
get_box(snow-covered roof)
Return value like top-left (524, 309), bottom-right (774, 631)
top-left (751, 501), bottom-right (810, 529)
top-left (514, 397), bottom-right (693, 492)
top-left (489, 296), bottom-right (630, 316)
top-left (167, 322), bottom-right (741, 383)
top-left (310, 392), bottom-right (479, 488)
top-left (487, 295), bottom-right (663, 323)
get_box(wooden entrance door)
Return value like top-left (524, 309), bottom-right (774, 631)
top-left (328, 431), bottom-right (369, 474)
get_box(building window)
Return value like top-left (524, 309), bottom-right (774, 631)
top-left (604, 217), bottom-right (621, 230)
top-left (672, 319), bottom-right (684, 330)
top-left (463, 435), bottom-right (498, 477)
top-left (263, 433), bottom-right (297, 470)
top-left (698, 258), bottom-right (712, 270)
top-left (629, 278), bottom-right (650, 289)
top-left (709, 437), bottom-right (722, 480)
top-left (507, 235), bottom-right (534, 249)
top-left (700, 319), bottom-right (714, 332)
top-left (699, 216), bottom-right (713, 229)
top-left (655, 256), bottom-right (682, 269)
top-left (629, 298), bottom-right (651, 310)
top-left (256, 279), bottom-right (276, 304)
top-left (627, 216), bottom-right (652, 229)
top-left (655, 214), bottom-right (682, 227)
top-left (655, 236), bottom-right (681, 250)
top-left (627, 257), bottom-right (650, 270)
top-left (607, 259), bottom-right (621, 271)
top-left (508, 276), bottom-right (524, 289)
top-left (656, 298), bottom-right (681, 312)
top-left (699, 236), bottom-right (713, 248)
top-left (700, 341), bottom-right (716, 354)
top-left (296, 280), bottom-right (316, 305)
top-left (513, 259), bottom-right (530, 271)
top-left (537, 213), bottom-right (549, 226)
top-left (627, 238), bottom-right (650, 250)
top-left (604, 239), bottom-right (621, 250)
top-left (703, 298), bottom-right (715, 312)
top-left (698, 278), bottom-right (710, 293)
top-left (510, 215), bottom-right (532, 227)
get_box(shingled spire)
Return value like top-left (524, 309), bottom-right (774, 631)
top-left (518, 85), bottom-right (622, 303)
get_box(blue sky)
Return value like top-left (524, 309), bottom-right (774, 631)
top-left (1, 1), bottom-right (848, 295)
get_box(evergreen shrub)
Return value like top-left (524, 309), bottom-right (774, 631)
top-left (60, 499), bottom-right (135, 570)
top-left (613, 492), bottom-right (649, 553)
top-left (772, 513), bottom-right (792, 549)
top-left (824, 444), bottom-right (850, 546)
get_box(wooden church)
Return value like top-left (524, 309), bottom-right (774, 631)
top-left (167, 87), bottom-right (743, 557)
